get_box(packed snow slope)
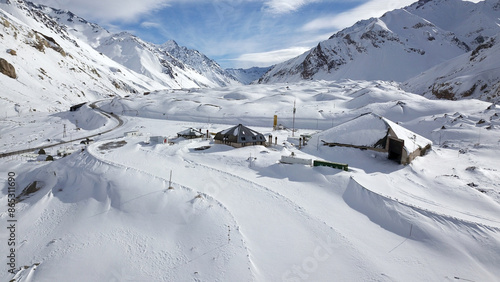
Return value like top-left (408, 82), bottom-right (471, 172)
top-left (1, 81), bottom-right (500, 281)
top-left (258, 0), bottom-right (500, 98)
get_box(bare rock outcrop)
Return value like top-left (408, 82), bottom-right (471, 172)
top-left (0, 58), bottom-right (17, 79)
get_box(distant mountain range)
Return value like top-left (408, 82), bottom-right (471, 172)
top-left (225, 67), bottom-right (271, 85)
top-left (257, 0), bottom-right (500, 103)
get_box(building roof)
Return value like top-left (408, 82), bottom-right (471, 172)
top-left (177, 128), bottom-right (204, 137)
top-left (215, 124), bottom-right (266, 143)
top-left (321, 113), bottom-right (431, 151)
top-left (381, 116), bottom-right (432, 152)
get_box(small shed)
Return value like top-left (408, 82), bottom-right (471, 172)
top-left (124, 131), bottom-right (140, 137)
top-left (320, 113), bottom-right (432, 164)
top-left (214, 124), bottom-right (266, 148)
top-left (177, 128), bottom-right (204, 139)
top-left (280, 153), bottom-right (313, 166)
top-left (150, 136), bottom-right (168, 144)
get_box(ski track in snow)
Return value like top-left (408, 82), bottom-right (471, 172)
top-left (2, 78), bottom-right (500, 280)
top-left (90, 134), bottom-right (500, 280)
top-left (84, 140), bottom-right (256, 280)
top-left (88, 139), bottom-right (382, 280)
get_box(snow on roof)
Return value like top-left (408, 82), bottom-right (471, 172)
top-left (321, 113), bottom-right (432, 151)
top-left (321, 113), bottom-right (389, 147)
top-left (177, 128), bottom-right (203, 136)
top-left (382, 117), bottom-right (432, 151)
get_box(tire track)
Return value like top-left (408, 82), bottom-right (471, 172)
top-left (137, 146), bottom-right (380, 279)
top-left (85, 140), bottom-right (256, 280)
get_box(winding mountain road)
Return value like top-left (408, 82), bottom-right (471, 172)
top-left (0, 101), bottom-right (123, 158)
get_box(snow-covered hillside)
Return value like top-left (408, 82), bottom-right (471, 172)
top-left (0, 0), bottom-right (242, 116)
top-left (403, 34), bottom-right (500, 103)
top-left (258, 0), bottom-right (500, 86)
top-left (43, 4), bottom-right (241, 88)
top-left (95, 33), bottom-right (240, 89)
top-left (225, 66), bottom-right (271, 85)
top-left (0, 0), bottom-right (167, 116)
top-left (1, 81), bottom-right (500, 281)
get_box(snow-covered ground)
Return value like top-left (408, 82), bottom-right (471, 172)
top-left (1, 80), bottom-right (500, 281)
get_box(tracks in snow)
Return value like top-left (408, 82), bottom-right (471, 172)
top-left (0, 101), bottom-right (123, 158)
top-left (84, 141), bottom-right (255, 280)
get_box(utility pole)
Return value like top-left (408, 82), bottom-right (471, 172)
top-left (292, 99), bottom-right (296, 137)
top-left (168, 170), bottom-right (174, 189)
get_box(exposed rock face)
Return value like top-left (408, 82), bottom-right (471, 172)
top-left (258, 0), bottom-right (500, 87)
top-left (0, 58), bottom-right (17, 78)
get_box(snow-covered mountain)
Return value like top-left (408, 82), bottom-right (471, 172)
top-left (0, 0), bottom-right (241, 115)
top-left (225, 66), bottom-right (271, 85)
top-left (43, 5), bottom-right (240, 88)
top-left (95, 33), bottom-right (240, 88)
top-left (258, 0), bottom-right (500, 85)
top-left (403, 34), bottom-right (500, 103)
top-left (0, 0), bottom-right (167, 115)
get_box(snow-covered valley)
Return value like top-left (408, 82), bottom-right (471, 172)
top-left (1, 81), bottom-right (500, 281)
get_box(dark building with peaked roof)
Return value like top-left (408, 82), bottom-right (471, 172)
top-left (214, 124), bottom-right (267, 147)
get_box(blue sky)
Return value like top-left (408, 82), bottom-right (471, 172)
top-left (33, 0), bottom-right (421, 68)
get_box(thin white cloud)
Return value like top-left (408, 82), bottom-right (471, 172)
top-left (263, 0), bottom-right (310, 14)
top-left (228, 47), bottom-right (311, 68)
top-left (262, 0), bottom-right (366, 14)
top-left (140, 21), bottom-right (163, 29)
top-left (36, 0), bottom-right (319, 21)
top-left (32, 0), bottom-right (172, 23)
top-left (302, 0), bottom-right (415, 31)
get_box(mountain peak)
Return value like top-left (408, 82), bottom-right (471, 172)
top-left (162, 39), bottom-right (179, 49)
top-left (259, 0), bottom-right (499, 86)
top-left (413, 0), bottom-right (434, 9)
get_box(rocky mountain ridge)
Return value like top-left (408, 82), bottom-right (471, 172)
top-left (258, 0), bottom-right (500, 103)
top-left (0, 0), bottom-right (242, 115)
